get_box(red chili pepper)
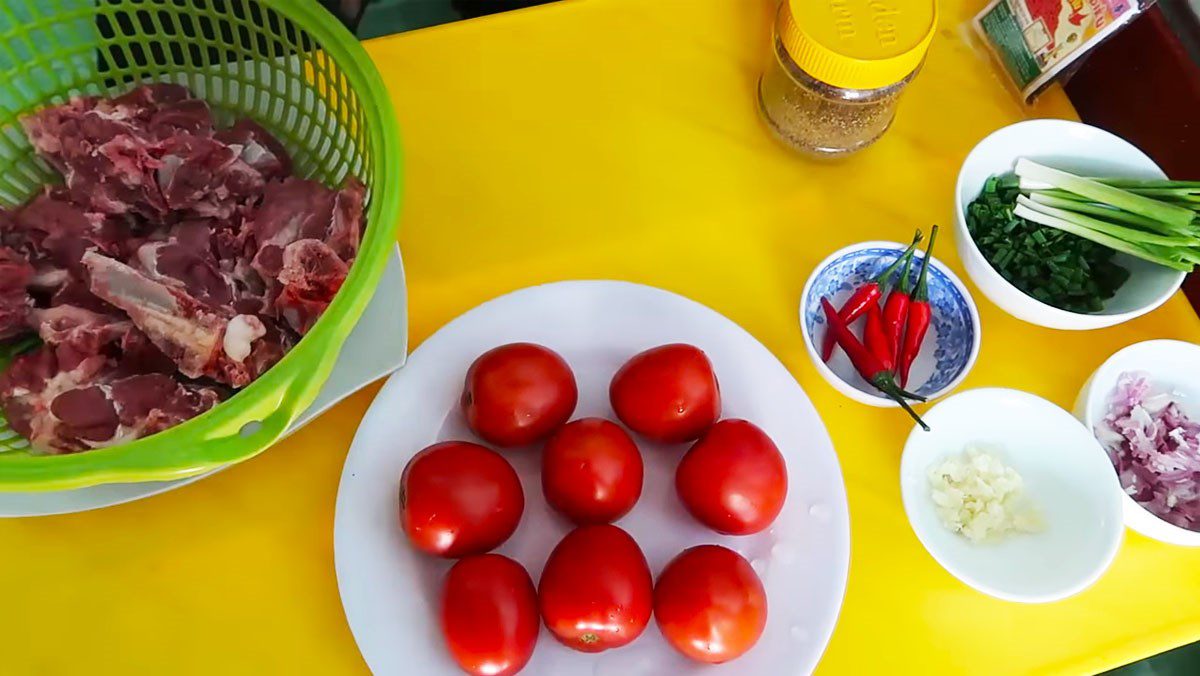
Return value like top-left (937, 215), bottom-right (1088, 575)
top-left (882, 248), bottom-right (916, 369)
top-left (821, 230), bottom-right (923, 362)
top-left (899, 225), bottom-right (938, 388)
top-left (863, 303), bottom-right (893, 372)
top-left (821, 297), bottom-right (929, 431)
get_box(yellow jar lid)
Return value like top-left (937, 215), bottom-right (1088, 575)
top-left (779, 0), bottom-right (937, 90)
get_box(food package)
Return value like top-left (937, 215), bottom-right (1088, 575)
top-left (974, 0), bottom-right (1152, 102)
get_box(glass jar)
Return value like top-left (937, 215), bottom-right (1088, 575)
top-left (758, 0), bottom-right (936, 158)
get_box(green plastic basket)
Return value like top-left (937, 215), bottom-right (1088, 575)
top-left (0, 0), bottom-right (402, 490)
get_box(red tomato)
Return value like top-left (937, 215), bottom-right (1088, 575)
top-left (609, 344), bottom-right (720, 443)
top-left (463, 343), bottom-right (578, 447)
top-left (441, 554), bottom-right (539, 676)
top-left (538, 524), bottom-right (653, 652)
top-left (653, 545), bottom-right (767, 664)
top-left (400, 441), bottom-right (524, 558)
top-left (675, 419), bottom-right (787, 535)
top-left (542, 418), bottom-right (643, 524)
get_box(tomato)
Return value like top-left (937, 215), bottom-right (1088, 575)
top-left (400, 441), bottom-right (524, 558)
top-left (675, 419), bottom-right (787, 535)
top-left (542, 418), bottom-right (643, 524)
top-left (609, 344), bottom-right (720, 443)
top-left (653, 545), bottom-right (767, 664)
top-left (441, 554), bottom-right (539, 676)
top-left (537, 524), bottom-right (653, 652)
top-left (463, 343), bottom-right (578, 447)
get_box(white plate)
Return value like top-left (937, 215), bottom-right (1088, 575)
top-left (900, 388), bottom-right (1124, 603)
top-left (0, 246), bottom-right (407, 517)
top-left (334, 280), bottom-right (849, 676)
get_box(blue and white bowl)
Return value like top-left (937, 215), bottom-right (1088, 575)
top-left (800, 241), bottom-right (982, 408)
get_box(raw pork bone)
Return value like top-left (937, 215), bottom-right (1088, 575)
top-left (82, 251), bottom-right (283, 387)
top-left (0, 247), bottom-right (32, 339)
top-left (0, 344), bottom-right (221, 454)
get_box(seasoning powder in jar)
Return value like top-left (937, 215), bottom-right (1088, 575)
top-left (758, 0), bottom-right (937, 157)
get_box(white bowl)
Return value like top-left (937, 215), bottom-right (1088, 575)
top-left (954, 119), bottom-right (1186, 330)
top-left (1075, 339), bottom-right (1200, 546)
top-left (800, 241), bottom-right (981, 408)
top-left (901, 388), bottom-right (1124, 603)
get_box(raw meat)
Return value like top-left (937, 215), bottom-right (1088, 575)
top-left (0, 84), bottom-right (367, 453)
top-left (328, 177), bottom-right (366, 261)
top-left (0, 247), bottom-right (33, 339)
top-left (30, 304), bottom-right (131, 355)
top-left (156, 133), bottom-right (265, 219)
top-left (274, 239), bottom-right (348, 334)
top-left (215, 118), bottom-right (292, 180)
top-left (0, 346), bottom-right (112, 452)
top-left (0, 344), bottom-right (222, 454)
top-left (83, 251), bottom-right (276, 387)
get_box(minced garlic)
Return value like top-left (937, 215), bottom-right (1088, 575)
top-left (928, 447), bottom-right (1042, 543)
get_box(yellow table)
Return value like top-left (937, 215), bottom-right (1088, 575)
top-left (4, 0), bottom-right (1200, 673)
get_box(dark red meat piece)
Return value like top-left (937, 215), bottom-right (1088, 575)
top-left (0, 346), bottom-right (111, 453)
top-left (136, 241), bottom-right (233, 306)
top-left (246, 177), bottom-right (337, 252)
top-left (49, 278), bottom-right (118, 314)
top-left (215, 118), bottom-right (292, 180)
top-left (109, 374), bottom-right (222, 439)
top-left (156, 133), bottom-right (264, 219)
top-left (117, 328), bottom-right (179, 376)
top-left (0, 247), bottom-right (32, 339)
top-left (50, 386), bottom-right (119, 445)
top-left (328, 177), bottom-right (366, 261)
top-left (13, 189), bottom-right (135, 275)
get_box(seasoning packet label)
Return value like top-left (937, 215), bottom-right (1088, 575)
top-left (974, 0), bottom-right (1141, 102)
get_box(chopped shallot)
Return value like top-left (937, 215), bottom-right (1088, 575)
top-left (1097, 371), bottom-right (1200, 531)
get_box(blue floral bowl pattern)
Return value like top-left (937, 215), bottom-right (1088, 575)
top-left (801, 242), bottom-right (981, 405)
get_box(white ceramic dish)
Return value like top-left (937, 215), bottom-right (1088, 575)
top-left (901, 388), bottom-right (1124, 603)
top-left (1075, 339), bottom-right (1200, 546)
top-left (334, 280), bottom-right (850, 676)
top-left (954, 119), bottom-right (1185, 330)
top-left (800, 240), bottom-right (981, 408)
top-left (0, 247), bottom-right (408, 517)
